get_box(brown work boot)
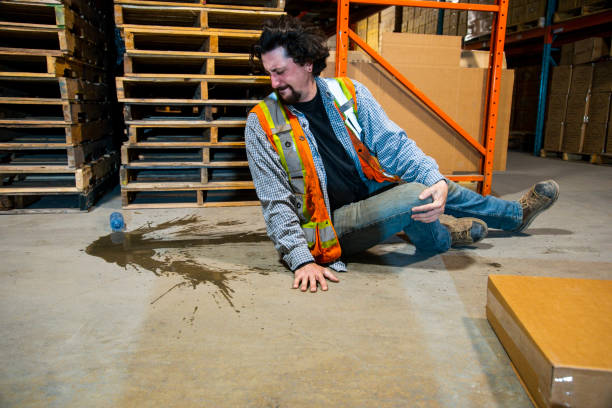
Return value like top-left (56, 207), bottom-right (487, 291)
top-left (514, 180), bottom-right (560, 232)
top-left (439, 214), bottom-right (488, 247)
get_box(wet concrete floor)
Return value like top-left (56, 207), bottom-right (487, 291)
top-left (1, 151), bottom-right (611, 407)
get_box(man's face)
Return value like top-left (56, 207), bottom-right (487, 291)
top-left (261, 46), bottom-right (314, 104)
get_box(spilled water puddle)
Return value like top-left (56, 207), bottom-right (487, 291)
top-left (85, 215), bottom-right (269, 308)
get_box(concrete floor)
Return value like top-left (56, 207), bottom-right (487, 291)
top-left (1, 151), bottom-right (611, 407)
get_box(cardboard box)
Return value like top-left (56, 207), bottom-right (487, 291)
top-left (573, 37), bottom-right (610, 65)
top-left (564, 94), bottom-right (590, 123)
top-left (569, 63), bottom-right (594, 94)
top-left (380, 33), bottom-right (462, 68)
top-left (460, 50), bottom-right (508, 69)
top-left (524, 0), bottom-right (546, 22)
top-left (543, 121), bottom-right (564, 151)
top-left (324, 55), bottom-right (513, 172)
top-left (582, 122), bottom-right (607, 153)
top-left (607, 118), bottom-right (612, 152)
top-left (549, 65), bottom-right (572, 95)
top-left (587, 92), bottom-right (611, 123)
top-left (366, 13), bottom-right (380, 53)
top-left (562, 122), bottom-right (586, 152)
top-left (565, 92), bottom-right (589, 123)
top-left (592, 59), bottom-right (612, 92)
top-left (379, 6), bottom-right (398, 48)
top-left (557, 0), bottom-right (582, 11)
top-left (546, 93), bottom-right (569, 123)
top-left (560, 43), bottom-right (574, 65)
top-left (486, 275), bottom-right (612, 408)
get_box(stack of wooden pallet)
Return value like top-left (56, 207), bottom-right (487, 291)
top-left (0, 0), bottom-right (118, 212)
top-left (114, 0), bottom-right (284, 209)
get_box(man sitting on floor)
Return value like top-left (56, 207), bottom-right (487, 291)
top-left (245, 16), bottom-right (559, 292)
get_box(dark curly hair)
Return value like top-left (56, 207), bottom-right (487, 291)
top-left (250, 15), bottom-right (329, 76)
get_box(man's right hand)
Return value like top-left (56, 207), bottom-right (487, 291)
top-left (293, 263), bottom-right (339, 292)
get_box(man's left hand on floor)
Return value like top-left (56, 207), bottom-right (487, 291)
top-left (411, 180), bottom-right (448, 223)
top-left (293, 263), bottom-right (340, 292)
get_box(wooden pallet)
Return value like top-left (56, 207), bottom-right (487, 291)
top-left (1, 137), bottom-right (112, 168)
top-left (123, 50), bottom-right (251, 76)
top-left (121, 143), bottom-right (247, 165)
top-left (0, 52), bottom-right (107, 82)
top-left (2, 0), bottom-right (113, 31)
top-left (0, 121), bottom-right (112, 145)
top-left (0, 1), bottom-right (108, 35)
top-left (540, 149), bottom-right (612, 164)
top-left (126, 120), bottom-right (245, 145)
top-left (121, 26), bottom-right (260, 54)
top-left (0, 150), bottom-right (119, 195)
top-left (0, 101), bottom-right (110, 124)
top-left (0, 77), bottom-right (108, 102)
top-left (506, 18), bottom-right (543, 34)
top-left (0, 25), bottom-right (108, 67)
top-left (115, 0), bottom-right (285, 11)
top-left (121, 184), bottom-right (258, 209)
top-left (554, 3), bottom-right (611, 22)
top-left (116, 75), bottom-right (268, 105)
top-left (115, 3), bottom-right (284, 31)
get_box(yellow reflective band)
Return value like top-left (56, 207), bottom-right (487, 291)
top-left (272, 134), bottom-right (290, 175)
top-left (337, 78), bottom-right (353, 102)
top-left (261, 102), bottom-right (276, 130)
top-left (320, 237), bottom-right (338, 249)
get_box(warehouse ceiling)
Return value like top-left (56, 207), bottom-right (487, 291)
top-left (284, 0), bottom-right (386, 36)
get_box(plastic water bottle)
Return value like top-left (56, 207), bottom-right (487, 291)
top-left (110, 212), bottom-right (126, 244)
top-left (110, 212), bottom-right (125, 232)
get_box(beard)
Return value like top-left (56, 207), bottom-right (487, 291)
top-left (275, 85), bottom-right (302, 104)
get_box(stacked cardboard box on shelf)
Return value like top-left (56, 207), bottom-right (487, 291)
top-left (544, 37), bottom-right (611, 154)
top-left (324, 33), bottom-right (514, 174)
top-left (543, 66), bottom-right (572, 151)
top-left (0, 0), bottom-right (118, 212)
top-left (400, 3), bottom-right (468, 37)
top-left (555, 0), bottom-right (611, 22)
top-left (114, 0), bottom-right (285, 208)
top-left (465, 0), bottom-right (494, 41)
top-left (510, 65), bottom-right (541, 133)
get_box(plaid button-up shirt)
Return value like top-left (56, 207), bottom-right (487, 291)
top-left (245, 77), bottom-right (444, 272)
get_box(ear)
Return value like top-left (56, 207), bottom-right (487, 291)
top-left (304, 61), bottom-right (313, 73)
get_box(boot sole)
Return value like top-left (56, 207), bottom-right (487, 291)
top-left (514, 180), bottom-right (560, 233)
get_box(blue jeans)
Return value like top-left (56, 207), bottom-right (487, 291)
top-left (332, 181), bottom-right (522, 256)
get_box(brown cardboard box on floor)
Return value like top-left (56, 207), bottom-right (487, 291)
top-left (324, 34), bottom-right (513, 173)
top-left (583, 122), bottom-right (607, 153)
top-left (562, 122), bottom-right (586, 152)
top-left (543, 121), bottom-right (564, 151)
top-left (486, 275), bottom-right (612, 408)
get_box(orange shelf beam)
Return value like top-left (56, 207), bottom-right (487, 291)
top-left (335, 0), bottom-right (509, 195)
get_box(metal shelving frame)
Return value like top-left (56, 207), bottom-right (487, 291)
top-left (465, 8), bottom-right (612, 156)
top-left (335, 0), bottom-right (510, 195)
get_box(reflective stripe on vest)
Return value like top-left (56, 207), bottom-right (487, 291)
top-left (251, 94), bottom-right (341, 263)
top-left (325, 78), bottom-right (363, 140)
top-left (324, 77), bottom-right (401, 183)
top-left (262, 97), bottom-right (306, 196)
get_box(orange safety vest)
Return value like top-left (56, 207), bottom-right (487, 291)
top-left (251, 77), bottom-right (400, 264)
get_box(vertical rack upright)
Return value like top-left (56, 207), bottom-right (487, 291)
top-left (335, 0), bottom-right (509, 195)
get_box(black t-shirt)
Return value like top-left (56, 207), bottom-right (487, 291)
top-left (292, 88), bottom-right (369, 211)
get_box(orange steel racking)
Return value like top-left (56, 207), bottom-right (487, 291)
top-left (335, 0), bottom-right (509, 195)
